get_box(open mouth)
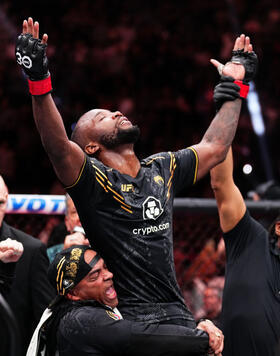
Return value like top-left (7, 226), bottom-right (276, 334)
top-left (105, 285), bottom-right (117, 299)
top-left (118, 117), bottom-right (131, 127)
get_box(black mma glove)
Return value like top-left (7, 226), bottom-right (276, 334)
top-left (230, 49), bottom-right (258, 83)
top-left (213, 76), bottom-right (243, 111)
top-left (15, 33), bottom-right (52, 96)
top-left (214, 48), bottom-right (257, 111)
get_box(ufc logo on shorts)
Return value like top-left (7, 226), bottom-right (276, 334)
top-left (16, 52), bottom-right (32, 69)
top-left (142, 196), bottom-right (163, 220)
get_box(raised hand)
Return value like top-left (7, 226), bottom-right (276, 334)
top-left (0, 238), bottom-right (24, 263)
top-left (211, 34), bottom-right (257, 82)
top-left (63, 232), bottom-right (90, 250)
top-left (15, 17), bottom-right (52, 95)
top-left (22, 17), bottom-right (48, 44)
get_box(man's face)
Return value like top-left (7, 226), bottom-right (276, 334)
top-left (203, 287), bottom-right (221, 314)
top-left (73, 250), bottom-right (118, 308)
top-left (0, 177), bottom-right (8, 227)
top-left (275, 221), bottom-right (280, 237)
top-left (91, 109), bottom-right (140, 149)
top-left (65, 198), bottom-right (81, 233)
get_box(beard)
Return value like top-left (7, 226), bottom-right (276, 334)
top-left (99, 125), bottom-right (140, 149)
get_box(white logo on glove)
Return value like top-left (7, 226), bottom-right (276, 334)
top-left (16, 52), bottom-right (32, 69)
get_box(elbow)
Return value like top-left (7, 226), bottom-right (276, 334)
top-left (214, 145), bottom-right (228, 164)
top-left (207, 144), bottom-right (228, 171)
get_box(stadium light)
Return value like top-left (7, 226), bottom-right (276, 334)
top-left (247, 81), bottom-right (265, 136)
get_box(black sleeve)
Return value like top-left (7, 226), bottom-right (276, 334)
top-left (0, 261), bottom-right (16, 297)
top-left (173, 148), bottom-right (198, 195)
top-left (59, 308), bottom-right (131, 355)
top-left (127, 323), bottom-right (209, 356)
top-left (223, 210), bottom-right (268, 263)
top-left (59, 307), bottom-right (209, 356)
top-left (66, 155), bottom-right (97, 199)
top-left (30, 243), bottom-right (56, 322)
top-left (66, 156), bottom-right (103, 233)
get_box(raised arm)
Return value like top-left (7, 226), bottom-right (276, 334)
top-left (16, 18), bottom-right (84, 186)
top-left (192, 34), bottom-right (257, 180)
top-left (210, 147), bottom-right (246, 233)
top-left (31, 94), bottom-right (84, 186)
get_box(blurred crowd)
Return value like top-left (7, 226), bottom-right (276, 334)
top-left (0, 0), bottom-right (279, 197)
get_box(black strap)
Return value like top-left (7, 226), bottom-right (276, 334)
top-left (88, 254), bottom-right (101, 268)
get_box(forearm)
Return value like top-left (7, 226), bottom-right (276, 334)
top-left (193, 99), bottom-right (242, 180)
top-left (202, 99), bottom-right (242, 160)
top-left (32, 94), bottom-right (70, 159)
top-left (128, 328), bottom-right (209, 356)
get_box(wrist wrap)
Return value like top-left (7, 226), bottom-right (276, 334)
top-left (28, 76), bottom-right (52, 96)
top-left (233, 80), bottom-right (249, 98)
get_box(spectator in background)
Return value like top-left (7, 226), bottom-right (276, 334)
top-left (184, 238), bottom-right (226, 285)
top-left (0, 175), bottom-right (55, 355)
top-left (247, 180), bottom-right (280, 202)
top-left (47, 193), bottom-right (89, 262)
top-left (182, 238), bottom-right (225, 320)
top-left (202, 286), bottom-right (222, 327)
top-left (196, 283), bottom-right (223, 328)
top-left (247, 180), bottom-right (280, 229)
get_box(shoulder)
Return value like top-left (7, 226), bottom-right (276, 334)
top-left (82, 155), bottom-right (109, 177)
top-left (2, 222), bottom-right (42, 249)
top-left (60, 305), bottom-right (114, 332)
top-left (141, 152), bottom-right (171, 166)
top-left (223, 210), bottom-right (268, 251)
top-left (225, 210), bottom-right (266, 237)
top-left (86, 156), bottom-right (107, 170)
top-left (173, 147), bottom-right (197, 162)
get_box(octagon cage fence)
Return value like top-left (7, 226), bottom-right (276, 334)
top-left (4, 195), bottom-right (280, 322)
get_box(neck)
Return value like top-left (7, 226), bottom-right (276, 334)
top-left (98, 145), bottom-right (140, 178)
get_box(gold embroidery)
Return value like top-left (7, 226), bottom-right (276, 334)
top-left (167, 152), bottom-right (176, 199)
top-left (154, 176), bottom-right (164, 185)
top-left (121, 184), bottom-right (134, 192)
top-left (66, 262), bottom-right (78, 278)
top-left (66, 156), bottom-right (87, 189)
top-left (106, 310), bottom-right (120, 320)
top-left (70, 248), bottom-right (82, 261)
top-left (146, 156), bottom-right (165, 165)
top-left (93, 165), bottom-right (133, 213)
top-left (187, 147), bottom-right (199, 184)
top-left (120, 205), bottom-right (133, 214)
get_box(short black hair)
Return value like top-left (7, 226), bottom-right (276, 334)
top-left (268, 213), bottom-right (280, 236)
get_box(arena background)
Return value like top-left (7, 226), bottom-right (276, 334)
top-left (1, 0), bottom-right (280, 319)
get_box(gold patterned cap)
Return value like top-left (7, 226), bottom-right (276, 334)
top-left (48, 245), bottom-right (100, 295)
